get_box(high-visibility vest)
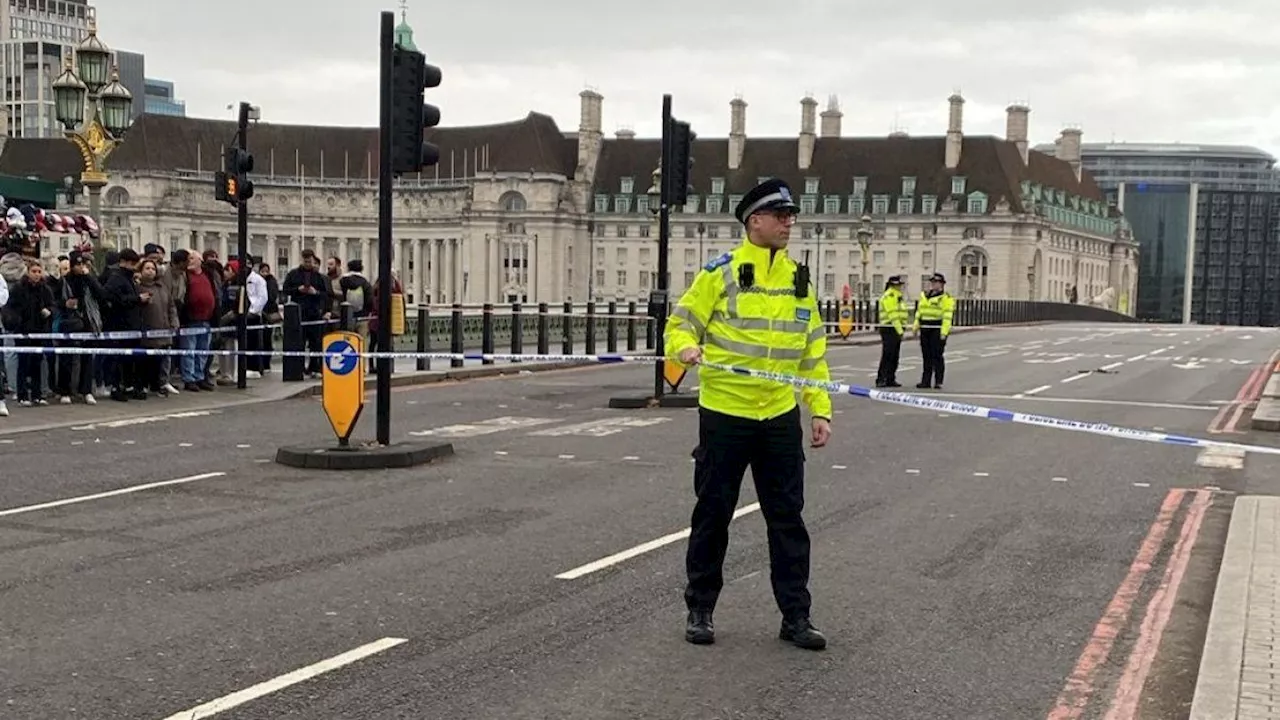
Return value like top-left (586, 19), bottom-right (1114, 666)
top-left (664, 237), bottom-right (832, 422)
top-left (913, 291), bottom-right (955, 335)
top-left (878, 288), bottom-right (908, 333)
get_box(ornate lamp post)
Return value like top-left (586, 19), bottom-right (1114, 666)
top-left (855, 214), bottom-right (873, 301)
top-left (51, 13), bottom-right (133, 262)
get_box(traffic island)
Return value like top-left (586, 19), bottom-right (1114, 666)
top-left (275, 440), bottom-right (455, 470)
top-left (1250, 365), bottom-right (1280, 431)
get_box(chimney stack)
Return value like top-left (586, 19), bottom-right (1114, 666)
top-left (576, 89), bottom-right (604, 180)
top-left (799, 95), bottom-right (817, 170)
top-left (1058, 127), bottom-right (1083, 181)
top-left (820, 95), bottom-right (842, 138)
top-left (728, 96), bottom-right (746, 170)
top-left (945, 93), bottom-right (964, 170)
top-left (1006, 104), bottom-right (1030, 165)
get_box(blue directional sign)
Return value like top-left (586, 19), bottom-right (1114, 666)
top-left (321, 332), bottom-right (365, 443)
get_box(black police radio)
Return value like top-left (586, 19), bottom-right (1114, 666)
top-left (794, 265), bottom-right (810, 298)
top-left (738, 263), bottom-right (755, 289)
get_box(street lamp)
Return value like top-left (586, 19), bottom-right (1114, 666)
top-left (647, 163), bottom-right (661, 215)
top-left (1027, 264), bottom-right (1037, 301)
top-left (52, 12), bottom-right (133, 266)
top-left (855, 214), bottom-right (873, 301)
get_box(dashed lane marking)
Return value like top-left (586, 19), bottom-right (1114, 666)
top-left (529, 417), bottom-right (672, 437)
top-left (409, 416), bottom-right (558, 438)
top-left (1053, 477), bottom-right (1069, 482)
top-left (69, 410), bottom-right (218, 431)
top-left (1133, 482), bottom-right (1151, 488)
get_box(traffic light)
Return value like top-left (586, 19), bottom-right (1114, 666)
top-left (667, 120), bottom-right (695, 206)
top-left (390, 45), bottom-right (442, 174)
top-left (216, 145), bottom-right (254, 206)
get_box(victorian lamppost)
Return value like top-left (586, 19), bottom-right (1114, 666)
top-left (51, 13), bottom-right (133, 265)
top-left (855, 214), bottom-right (873, 301)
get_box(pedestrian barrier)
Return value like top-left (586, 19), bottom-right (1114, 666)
top-left (5, 341), bottom-right (1278, 457)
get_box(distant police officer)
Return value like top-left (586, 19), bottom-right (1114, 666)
top-left (875, 275), bottom-right (907, 387)
top-left (913, 272), bottom-right (955, 389)
top-left (665, 178), bottom-right (832, 651)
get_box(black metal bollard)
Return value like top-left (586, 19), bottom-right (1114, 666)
top-left (282, 301), bottom-right (303, 382)
top-left (626, 300), bottom-right (638, 351)
top-left (537, 302), bottom-right (550, 354)
top-left (510, 302), bottom-right (523, 362)
top-left (450, 303), bottom-right (464, 368)
top-left (416, 305), bottom-right (431, 371)
top-left (606, 300), bottom-right (618, 353)
top-left (481, 303), bottom-right (495, 365)
top-left (585, 301), bottom-right (597, 354)
top-left (339, 301), bottom-right (354, 332)
top-left (562, 300), bottom-right (573, 355)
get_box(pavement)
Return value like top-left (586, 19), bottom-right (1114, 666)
top-left (2, 322), bottom-right (1280, 718)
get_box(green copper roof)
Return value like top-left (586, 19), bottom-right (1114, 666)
top-left (394, 19), bottom-right (417, 51)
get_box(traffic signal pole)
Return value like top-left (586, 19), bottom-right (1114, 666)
top-left (235, 101), bottom-right (250, 390)
top-left (653, 94), bottom-right (672, 401)
top-left (376, 10), bottom-right (395, 446)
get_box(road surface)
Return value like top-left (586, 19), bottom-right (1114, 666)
top-left (2, 322), bottom-right (1278, 719)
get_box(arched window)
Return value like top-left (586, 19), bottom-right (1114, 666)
top-left (105, 186), bottom-right (130, 205)
top-left (957, 246), bottom-right (989, 297)
top-left (499, 191), bottom-right (527, 212)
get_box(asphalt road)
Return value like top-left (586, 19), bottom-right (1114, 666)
top-left (2, 322), bottom-right (1279, 719)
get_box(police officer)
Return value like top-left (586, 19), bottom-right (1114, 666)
top-left (665, 177), bottom-right (832, 651)
top-left (913, 272), bottom-right (955, 389)
top-left (875, 275), bottom-right (907, 387)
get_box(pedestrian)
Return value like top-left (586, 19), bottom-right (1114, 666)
top-left (913, 272), bottom-right (955, 389)
top-left (875, 275), bottom-right (907, 388)
top-left (665, 177), bottom-right (832, 651)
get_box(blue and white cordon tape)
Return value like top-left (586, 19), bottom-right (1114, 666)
top-left (3, 343), bottom-right (1277, 457)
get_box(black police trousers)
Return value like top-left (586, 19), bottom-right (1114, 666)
top-left (876, 327), bottom-right (902, 385)
top-left (919, 326), bottom-right (946, 386)
top-left (685, 405), bottom-right (811, 620)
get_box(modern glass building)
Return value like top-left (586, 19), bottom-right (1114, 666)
top-left (142, 78), bottom-right (184, 116)
top-left (1034, 142), bottom-right (1280, 325)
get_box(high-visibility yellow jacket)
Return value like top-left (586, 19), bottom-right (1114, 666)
top-left (912, 291), bottom-right (956, 335)
top-left (878, 287), bottom-right (908, 334)
top-left (664, 237), bottom-right (832, 422)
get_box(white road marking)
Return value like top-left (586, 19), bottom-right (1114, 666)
top-left (409, 416), bottom-right (557, 437)
top-left (121, 440), bottom-right (136, 445)
top-left (70, 410), bottom-right (217, 431)
top-left (494, 450), bottom-right (508, 455)
top-left (0, 439), bottom-right (12, 444)
top-left (158, 637), bottom-right (408, 720)
top-left (1060, 373), bottom-right (1089, 384)
top-left (1052, 477), bottom-right (1069, 482)
top-left (1133, 482), bottom-right (1151, 488)
top-left (979, 351), bottom-right (1010, 358)
top-left (905, 469), bottom-right (920, 474)
top-left (529, 417), bottom-right (671, 437)
top-left (179, 442), bottom-right (194, 447)
top-left (622, 455), bottom-right (640, 461)
top-left (558, 454), bottom-right (576, 459)
top-left (236, 444), bottom-right (251, 449)
top-left (1099, 361), bottom-right (1124, 371)
top-left (973, 472), bottom-right (990, 477)
top-left (555, 503), bottom-right (761, 580)
top-left (832, 464), bottom-right (848, 470)
top-left (1019, 384), bottom-right (1052, 397)
top-left (0, 472), bottom-right (227, 518)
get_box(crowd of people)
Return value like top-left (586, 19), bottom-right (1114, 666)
top-left (1, 241), bottom-right (390, 419)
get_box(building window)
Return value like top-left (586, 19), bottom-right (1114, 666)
top-left (617, 248), bottom-right (628, 264)
top-left (873, 250), bottom-right (886, 266)
top-left (707, 197), bottom-right (723, 214)
top-left (800, 197), bottom-right (816, 214)
top-left (898, 227), bottom-right (910, 240)
top-left (805, 178), bottom-right (819, 194)
top-left (853, 176), bottom-right (867, 195)
top-left (967, 193), bottom-right (988, 214)
top-left (617, 270), bottom-right (627, 286)
top-left (620, 177), bottom-right (633, 194)
top-left (824, 196), bottom-right (840, 214)
top-left (958, 247), bottom-right (989, 296)
top-left (711, 177), bottom-right (725, 194)
top-left (638, 225), bottom-right (650, 237)
top-left (850, 196), bottom-right (865, 215)
top-left (921, 195), bottom-right (936, 214)
top-left (616, 225), bottom-right (628, 238)
top-left (901, 176), bottom-right (916, 196)
top-left (897, 197), bottom-right (913, 215)
top-left (595, 269), bottom-right (605, 287)
top-left (707, 226), bottom-right (720, 239)
top-left (594, 223), bottom-right (605, 237)
top-left (636, 196), bottom-right (649, 214)
top-left (897, 250), bottom-right (909, 266)
top-left (684, 195), bottom-right (700, 213)
top-left (872, 195), bottom-right (889, 214)
top-left (639, 271), bottom-right (651, 288)
top-left (952, 176), bottom-right (966, 195)
top-left (728, 194), bottom-right (743, 210)
top-left (594, 194), bottom-right (609, 213)
top-left (614, 196), bottom-right (631, 213)
top-left (684, 271), bottom-right (694, 287)
top-left (922, 250), bottom-right (933, 269)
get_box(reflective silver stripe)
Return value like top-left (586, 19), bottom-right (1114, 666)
top-left (807, 326), bottom-right (826, 343)
top-left (705, 332), bottom-right (805, 360)
top-left (799, 358), bottom-right (821, 371)
top-left (710, 311), bottom-right (806, 335)
top-left (741, 191), bottom-right (792, 219)
top-left (671, 306), bottom-right (706, 338)
top-left (720, 262), bottom-right (737, 316)
top-left (742, 287), bottom-right (795, 297)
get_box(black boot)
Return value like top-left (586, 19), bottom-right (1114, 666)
top-left (780, 616), bottom-right (827, 650)
top-left (685, 610), bottom-right (714, 645)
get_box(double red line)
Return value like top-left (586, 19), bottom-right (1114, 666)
top-left (1207, 349), bottom-right (1279, 434)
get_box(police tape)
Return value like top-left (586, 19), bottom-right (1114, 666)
top-left (2, 343), bottom-right (1274, 456)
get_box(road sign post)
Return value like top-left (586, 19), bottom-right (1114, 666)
top-left (321, 331), bottom-right (365, 446)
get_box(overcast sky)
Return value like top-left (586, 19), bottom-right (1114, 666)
top-left (99, 0), bottom-right (1280, 155)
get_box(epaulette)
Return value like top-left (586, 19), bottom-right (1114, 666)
top-left (703, 252), bottom-right (732, 272)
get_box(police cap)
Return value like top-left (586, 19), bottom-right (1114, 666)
top-left (886, 275), bottom-right (904, 287)
top-left (929, 272), bottom-right (946, 283)
top-left (734, 178), bottom-right (800, 225)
